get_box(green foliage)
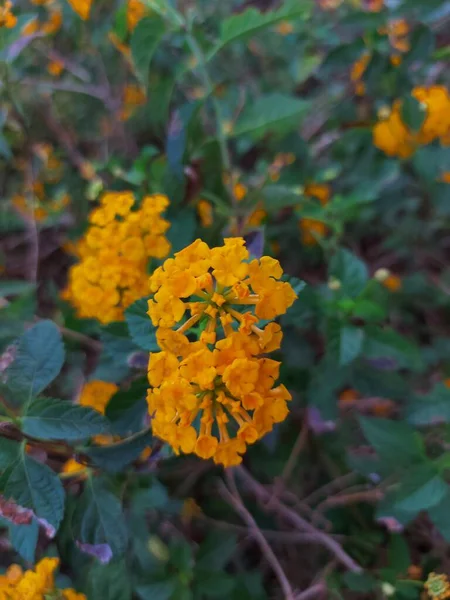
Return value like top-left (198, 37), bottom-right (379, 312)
top-left (232, 94), bottom-right (310, 139)
top-left (0, 445), bottom-right (65, 530)
top-left (21, 397), bottom-right (108, 441)
top-left (6, 320), bottom-right (65, 399)
top-left (74, 477), bottom-right (128, 557)
top-left (131, 16), bottom-right (166, 86)
top-left (2, 0), bottom-right (450, 596)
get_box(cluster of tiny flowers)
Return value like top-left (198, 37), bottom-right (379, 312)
top-left (424, 572), bottom-right (450, 600)
top-left (0, 558), bottom-right (85, 600)
top-left (146, 237), bottom-right (297, 467)
top-left (62, 191), bottom-right (171, 324)
top-left (373, 86), bottom-right (450, 158)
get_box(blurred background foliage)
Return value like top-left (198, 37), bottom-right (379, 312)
top-left (1, 0), bottom-right (450, 598)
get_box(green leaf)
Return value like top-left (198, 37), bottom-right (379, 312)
top-left (194, 571), bottom-right (236, 597)
top-left (125, 297), bottom-right (158, 352)
top-left (166, 208), bottom-right (197, 253)
top-left (407, 384), bottom-right (450, 426)
top-left (83, 429), bottom-right (153, 472)
top-left (105, 378), bottom-right (148, 436)
top-left (136, 581), bottom-right (177, 600)
top-left (342, 572), bottom-right (379, 593)
top-left (428, 492), bottom-right (450, 542)
top-left (166, 102), bottom-right (200, 181)
top-left (6, 320), bottom-right (65, 398)
top-left (413, 146), bottom-right (450, 183)
top-left (360, 417), bottom-right (426, 466)
top-left (130, 16), bottom-right (165, 86)
top-left (363, 328), bottom-right (422, 372)
top-left (21, 398), bottom-right (108, 441)
top-left (197, 533), bottom-right (237, 570)
top-left (401, 95), bottom-right (426, 133)
top-left (0, 449), bottom-right (64, 530)
top-left (0, 135), bottom-right (12, 160)
top-left (75, 478), bottom-right (128, 556)
top-left (0, 280), bottom-right (35, 298)
top-left (87, 559), bottom-right (132, 600)
top-left (394, 464), bottom-right (448, 513)
top-left (209, 0), bottom-right (312, 58)
top-left (340, 325), bottom-right (364, 366)
top-left (329, 249), bottom-right (368, 298)
top-left (232, 94), bottom-right (310, 139)
top-left (9, 519), bottom-right (39, 563)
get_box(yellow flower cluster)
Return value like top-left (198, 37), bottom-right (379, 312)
top-left (0, 558), bottom-right (85, 600)
top-left (373, 86), bottom-right (450, 158)
top-left (146, 237), bottom-right (297, 467)
top-left (66, 0), bottom-right (92, 20)
top-left (62, 191), bottom-right (171, 324)
top-left (0, 1), bottom-right (17, 28)
top-left (424, 572), bottom-right (450, 600)
top-left (299, 183), bottom-right (331, 246)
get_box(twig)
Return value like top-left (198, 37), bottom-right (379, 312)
top-left (294, 583), bottom-right (326, 600)
top-left (302, 472), bottom-right (357, 507)
top-left (280, 419), bottom-right (309, 485)
top-left (221, 471), bottom-right (295, 600)
top-left (199, 515), bottom-right (346, 544)
top-left (58, 326), bottom-right (102, 352)
top-left (237, 467), bottom-right (362, 573)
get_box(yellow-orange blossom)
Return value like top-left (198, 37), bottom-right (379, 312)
top-left (146, 238), bottom-right (297, 467)
top-left (0, 558), bottom-right (85, 599)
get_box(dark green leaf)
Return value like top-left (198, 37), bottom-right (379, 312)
top-left (136, 581), bottom-right (176, 600)
top-left (83, 429), bottom-right (153, 472)
top-left (394, 464), bottom-right (448, 512)
top-left (340, 325), bottom-right (364, 366)
top-left (87, 559), bottom-right (132, 600)
top-left (7, 320), bottom-right (65, 398)
top-left (360, 417), bottom-right (425, 466)
top-left (166, 102), bottom-right (200, 180)
top-left (21, 397), bottom-right (108, 441)
top-left (343, 572), bottom-right (379, 593)
top-left (197, 533), bottom-right (237, 570)
top-left (209, 0), bottom-right (312, 58)
top-left (125, 297), bottom-right (158, 351)
top-left (131, 16), bottom-right (165, 86)
top-left (75, 478), bottom-right (128, 556)
top-left (105, 378), bottom-right (148, 436)
top-left (9, 518), bottom-right (39, 563)
top-left (407, 384), bottom-right (450, 426)
top-left (166, 208), bottom-right (197, 253)
top-left (194, 571), bottom-right (236, 597)
top-left (329, 249), bottom-right (368, 298)
top-left (401, 95), bottom-right (426, 133)
top-left (363, 328), bottom-right (422, 372)
top-left (0, 449), bottom-right (64, 530)
top-left (232, 94), bottom-right (310, 139)
top-left (0, 280), bottom-right (35, 298)
top-left (428, 492), bottom-right (450, 542)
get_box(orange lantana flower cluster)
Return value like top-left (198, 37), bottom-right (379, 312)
top-left (62, 191), bottom-right (171, 324)
top-left (146, 237), bottom-right (297, 467)
top-left (0, 558), bottom-right (85, 600)
top-left (373, 86), bottom-right (450, 158)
